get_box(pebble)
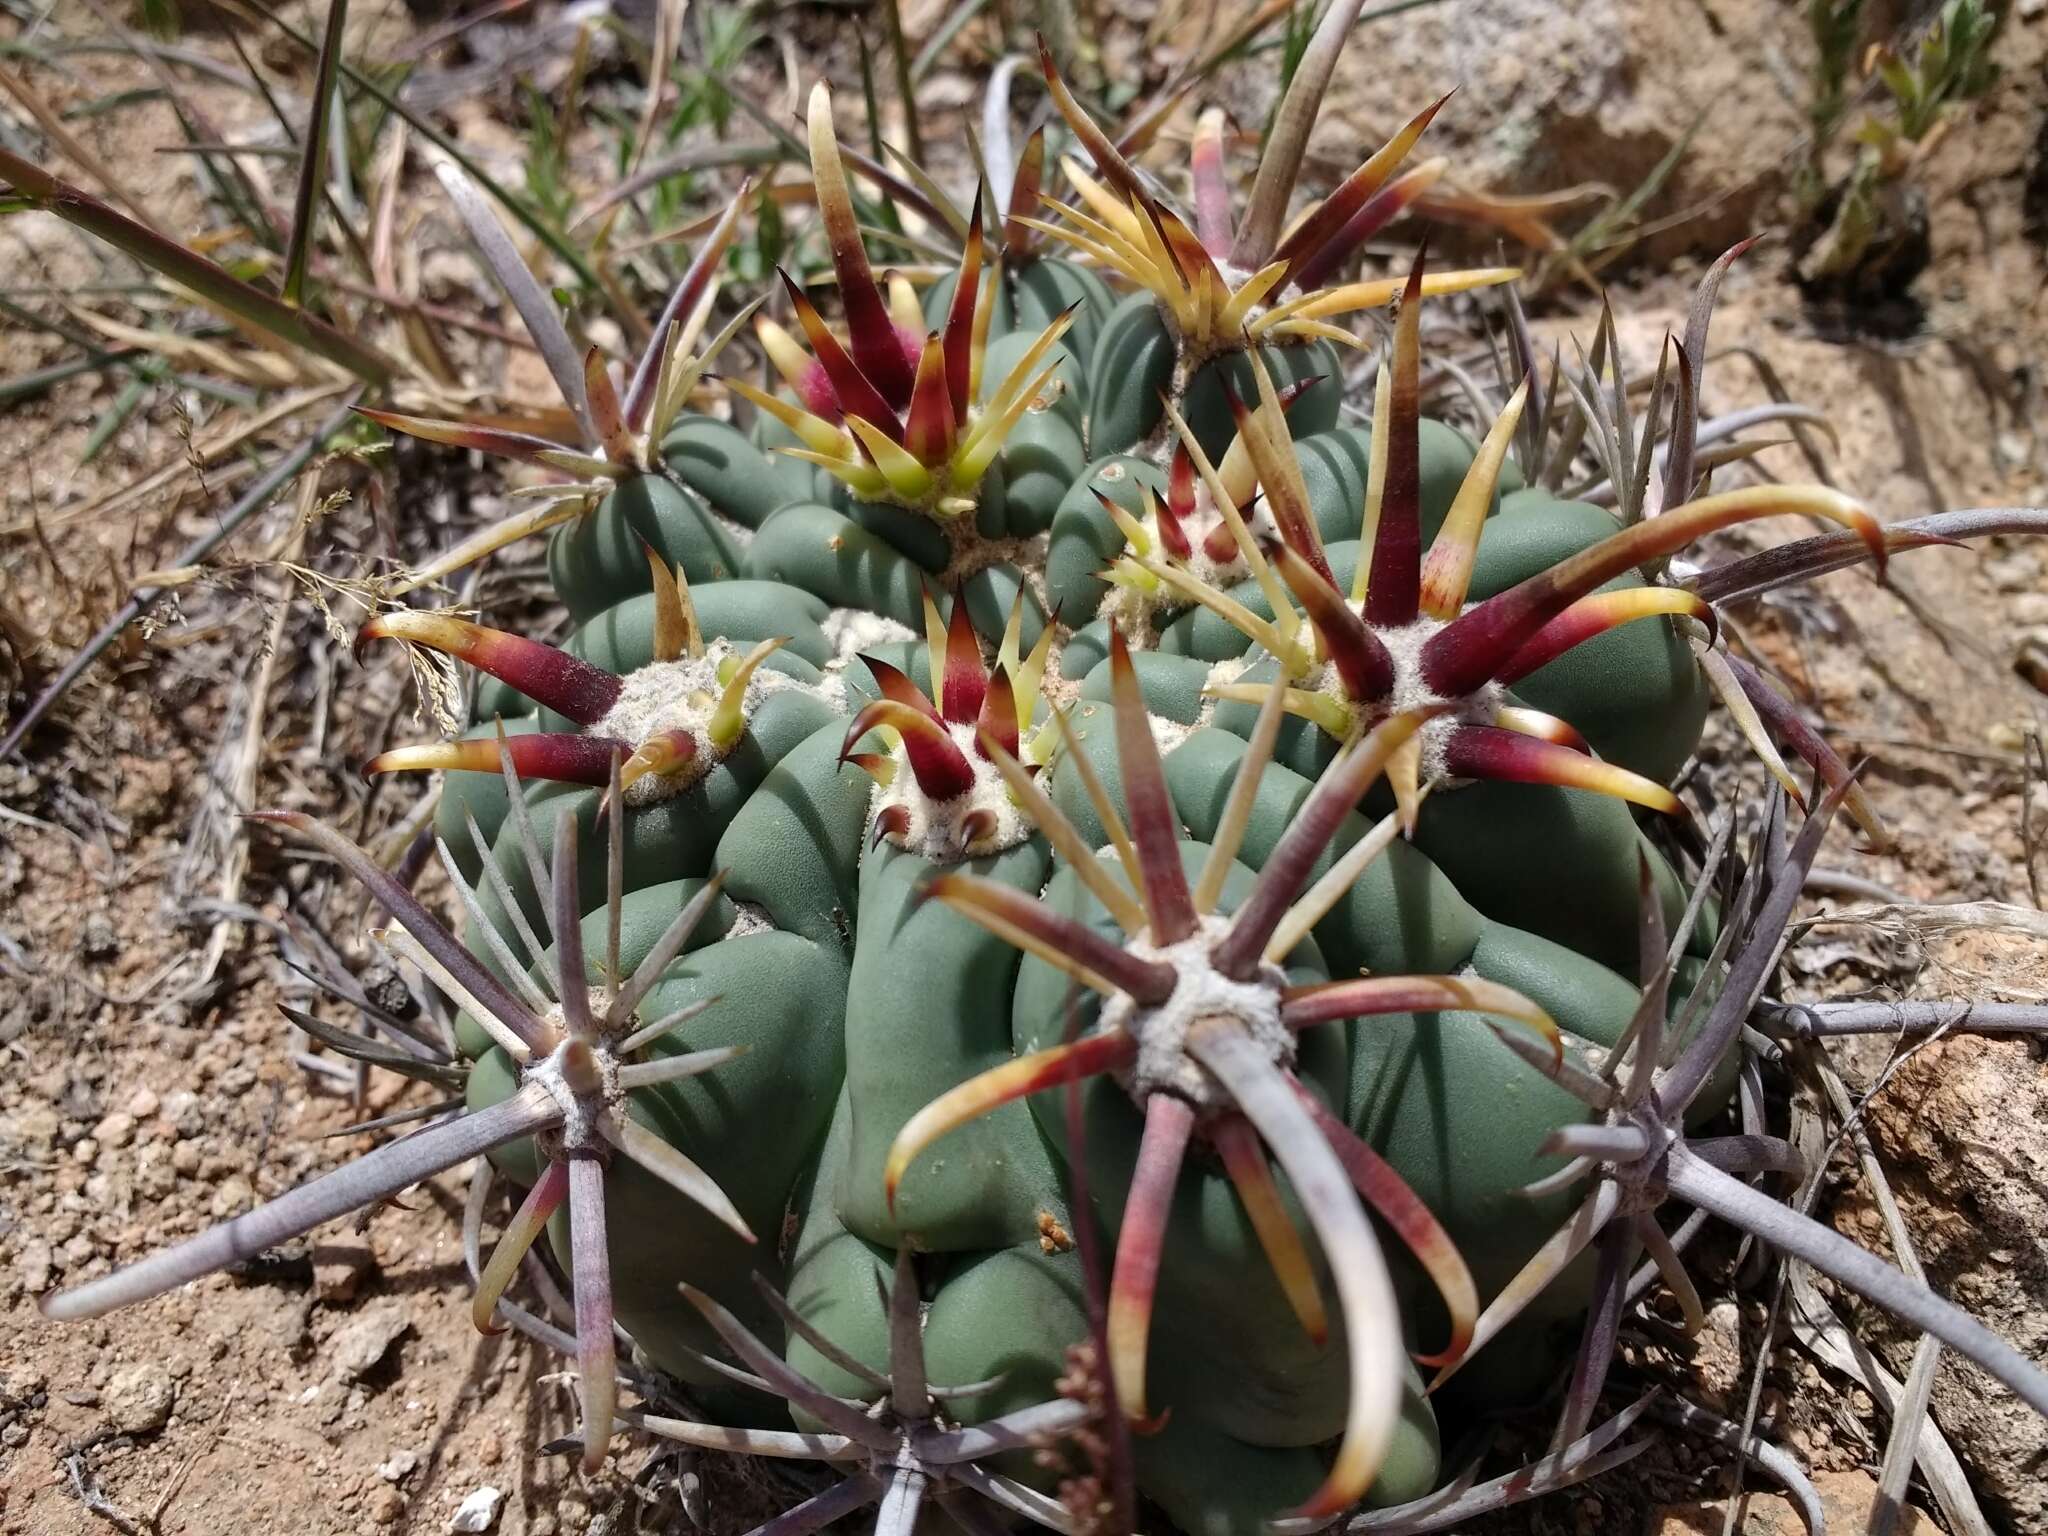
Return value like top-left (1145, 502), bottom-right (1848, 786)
top-left (449, 1486), bottom-right (504, 1533)
top-left (125, 1087), bottom-right (160, 1120)
top-left (17, 1240), bottom-right (53, 1293)
top-left (80, 913), bottom-right (118, 959)
top-left (368, 1487), bottom-right (405, 1525)
top-left (315, 1248), bottom-right (378, 1304)
top-left (93, 1112), bottom-right (135, 1150)
top-left (332, 1304), bottom-right (412, 1382)
top-left (106, 1363), bottom-right (176, 1435)
top-left (376, 1449), bottom-right (419, 1483)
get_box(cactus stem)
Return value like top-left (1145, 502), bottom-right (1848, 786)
top-left (1213, 1114), bottom-right (1330, 1344)
top-left (358, 611), bottom-right (624, 726)
top-left (1107, 1093), bottom-right (1195, 1423)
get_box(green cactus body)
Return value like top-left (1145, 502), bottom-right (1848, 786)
top-left (1038, 705), bottom-right (1730, 1407)
top-left (839, 836), bottom-right (1060, 1250)
top-left (1085, 293), bottom-right (1343, 459)
top-left (550, 474), bottom-right (743, 622)
top-left (464, 882), bottom-right (844, 1410)
top-left (1050, 416), bottom-right (1492, 679)
top-left (923, 255), bottom-right (1119, 366)
top-left (1059, 468), bottom-right (1715, 967)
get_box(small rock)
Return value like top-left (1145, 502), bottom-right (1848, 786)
top-left (332, 1304), bottom-right (412, 1382)
top-left (93, 1112), bottom-right (135, 1150)
top-left (377, 1449), bottom-right (419, 1483)
top-left (124, 1087), bottom-right (160, 1120)
top-left (368, 1487), bottom-right (405, 1525)
top-left (1814, 1471), bottom-right (1937, 1534)
top-left (315, 1248), bottom-right (378, 1304)
top-left (449, 1486), bottom-right (504, 1533)
top-left (79, 913), bottom-right (118, 960)
top-left (1651, 1493), bottom-right (1800, 1535)
top-left (209, 1175), bottom-right (254, 1218)
top-left (16, 1241), bottom-right (53, 1294)
top-left (107, 1364), bottom-right (175, 1436)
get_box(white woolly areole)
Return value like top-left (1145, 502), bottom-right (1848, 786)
top-left (592, 641), bottom-right (808, 808)
top-left (1104, 914), bottom-right (1294, 1115)
top-left (1096, 483), bottom-right (1261, 643)
top-left (869, 718), bottom-right (1033, 861)
top-left (823, 608), bottom-right (918, 670)
top-left (527, 1027), bottom-right (622, 1154)
top-left (1201, 618), bottom-right (1506, 783)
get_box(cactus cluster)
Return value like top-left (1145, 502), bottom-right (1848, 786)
top-left (36, 17), bottom-right (2048, 1536)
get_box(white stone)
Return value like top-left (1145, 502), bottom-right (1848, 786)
top-left (448, 1486), bottom-right (504, 1533)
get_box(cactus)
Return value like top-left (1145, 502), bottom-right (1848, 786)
top-left (34, 14), bottom-right (2048, 1536)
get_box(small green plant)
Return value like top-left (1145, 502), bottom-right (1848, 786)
top-left (1799, 0), bottom-right (2002, 286)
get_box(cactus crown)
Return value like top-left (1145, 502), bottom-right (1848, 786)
top-left (725, 84), bottom-right (1079, 517)
top-left (842, 587), bottom-right (1059, 858)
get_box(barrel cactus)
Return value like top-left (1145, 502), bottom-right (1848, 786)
top-left (36, 14), bottom-right (2048, 1536)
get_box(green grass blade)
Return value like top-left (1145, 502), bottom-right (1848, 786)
top-left (284, 0), bottom-right (349, 308)
top-left (0, 145), bottom-right (394, 385)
